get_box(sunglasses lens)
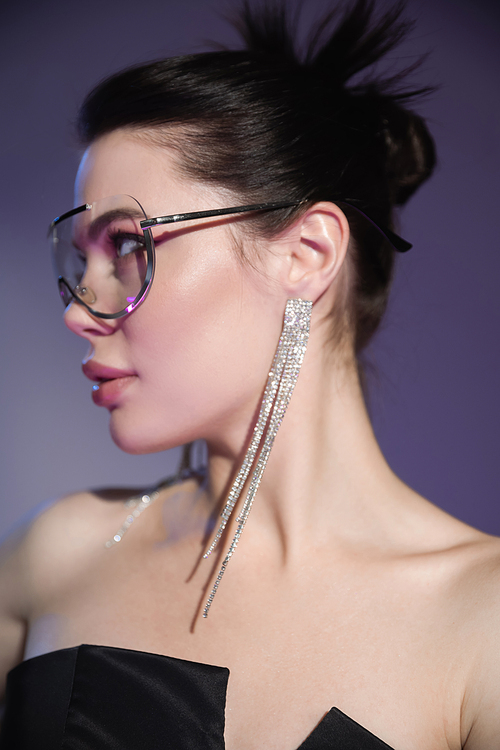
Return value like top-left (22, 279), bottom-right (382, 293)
top-left (50, 195), bottom-right (151, 316)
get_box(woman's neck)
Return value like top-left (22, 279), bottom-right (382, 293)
top-left (204, 338), bottom-right (405, 564)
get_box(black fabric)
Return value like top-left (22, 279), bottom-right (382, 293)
top-left (0, 644), bottom-right (395, 749)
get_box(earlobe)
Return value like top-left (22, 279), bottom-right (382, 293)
top-left (283, 202), bottom-right (350, 302)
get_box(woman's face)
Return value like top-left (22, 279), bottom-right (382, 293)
top-left (65, 129), bottom-right (287, 456)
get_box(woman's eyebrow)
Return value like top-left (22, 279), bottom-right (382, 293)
top-left (87, 208), bottom-right (145, 241)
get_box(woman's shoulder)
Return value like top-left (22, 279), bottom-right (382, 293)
top-left (417, 506), bottom-right (500, 625)
top-left (0, 486), bottom-right (139, 697)
top-left (3, 478), bottom-right (185, 577)
top-left (0, 475), bottom-right (199, 599)
top-left (395, 488), bottom-right (500, 582)
top-left (1, 480), bottom-right (176, 608)
top-left (440, 524), bottom-right (500, 749)
top-left (16, 486), bottom-right (138, 551)
top-left (0, 488), bottom-right (133, 606)
top-left (451, 525), bottom-right (500, 623)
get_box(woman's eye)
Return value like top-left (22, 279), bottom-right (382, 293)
top-left (113, 233), bottom-right (145, 258)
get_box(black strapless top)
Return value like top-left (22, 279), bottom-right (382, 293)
top-left (0, 644), bottom-right (395, 749)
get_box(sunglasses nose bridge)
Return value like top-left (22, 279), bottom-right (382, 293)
top-left (57, 276), bottom-right (97, 308)
top-left (74, 250), bottom-right (111, 308)
top-left (74, 285), bottom-right (97, 305)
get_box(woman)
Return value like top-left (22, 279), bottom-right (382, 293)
top-left (1, 1), bottom-right (499, 747)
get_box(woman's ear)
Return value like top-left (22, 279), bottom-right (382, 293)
top-left (273, 202), bottom-right (350, 303)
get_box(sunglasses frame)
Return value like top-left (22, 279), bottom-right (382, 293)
top-left (50, 198), bottom-right (411, 320)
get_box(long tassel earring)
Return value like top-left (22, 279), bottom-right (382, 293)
top-left (202, 298), bottom-right (313, 617)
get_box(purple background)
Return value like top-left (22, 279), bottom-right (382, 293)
top-left (1, 0), bottom-right (499, 534)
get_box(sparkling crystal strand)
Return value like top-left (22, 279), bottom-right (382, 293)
top-left (203, 299), bottom-right (312, 617)
top-left (206, 338), bottom-right (286, 537)
top-left (203, 321), bottom-right (291, 558)
top-left (232, 315), bottom-right (306, 534)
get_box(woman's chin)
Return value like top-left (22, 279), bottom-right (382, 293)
top-left (108, 414), bottom-right (184, 455)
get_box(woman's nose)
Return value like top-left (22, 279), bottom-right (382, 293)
top-left (64, 299), bottom-right (116, 340)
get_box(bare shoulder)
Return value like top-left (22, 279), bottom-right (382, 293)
top-left (6, 486), bottom-right (152, 598)
top-left (385, 491), bottom-right (500, 748)
top-left (418, 505), bottom-right (500, 630)
top-left (0, 486), bottom-right (142, 697)
top-left (449, 525), bottom-right (500, 620)
top-left (0, 487), bottom-right (136, 594)
top-left (441, 525), bottom-right (500, 749)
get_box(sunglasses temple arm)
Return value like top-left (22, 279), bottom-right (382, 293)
top-left (337, 202), bottom-right (412, 253)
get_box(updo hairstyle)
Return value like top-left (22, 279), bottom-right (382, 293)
top-left (77, 0), bottom-right (436, 354)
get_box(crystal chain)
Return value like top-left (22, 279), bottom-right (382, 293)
top-left (104, 473), bottom-right (194, 548)
top-left (202, 298), bottom-right (312, 617)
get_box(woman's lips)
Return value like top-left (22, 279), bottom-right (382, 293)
top-left (91, 375), bottom-right (137, 406)
top-left (82, 362), bottom-right (137, 407)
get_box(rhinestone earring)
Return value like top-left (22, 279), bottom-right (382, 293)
top-left (202, 298), bottom-right (313, 617)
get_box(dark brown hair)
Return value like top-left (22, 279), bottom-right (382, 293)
top-left (77, 0), bottom-right (436, 353)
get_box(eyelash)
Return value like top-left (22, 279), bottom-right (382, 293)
top-left (108, 230), bottom-right (146, 258)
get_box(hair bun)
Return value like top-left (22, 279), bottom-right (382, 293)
top-left (235, 0), bottom-right (436, 207)
top-left (380, 102), bottom-right (436, 205)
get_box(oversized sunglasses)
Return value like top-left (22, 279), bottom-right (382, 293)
top-left (49, 196), bottom-right (411, 319)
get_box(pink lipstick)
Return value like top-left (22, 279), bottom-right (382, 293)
top-left (82, 362), bottom-right (137, 407)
